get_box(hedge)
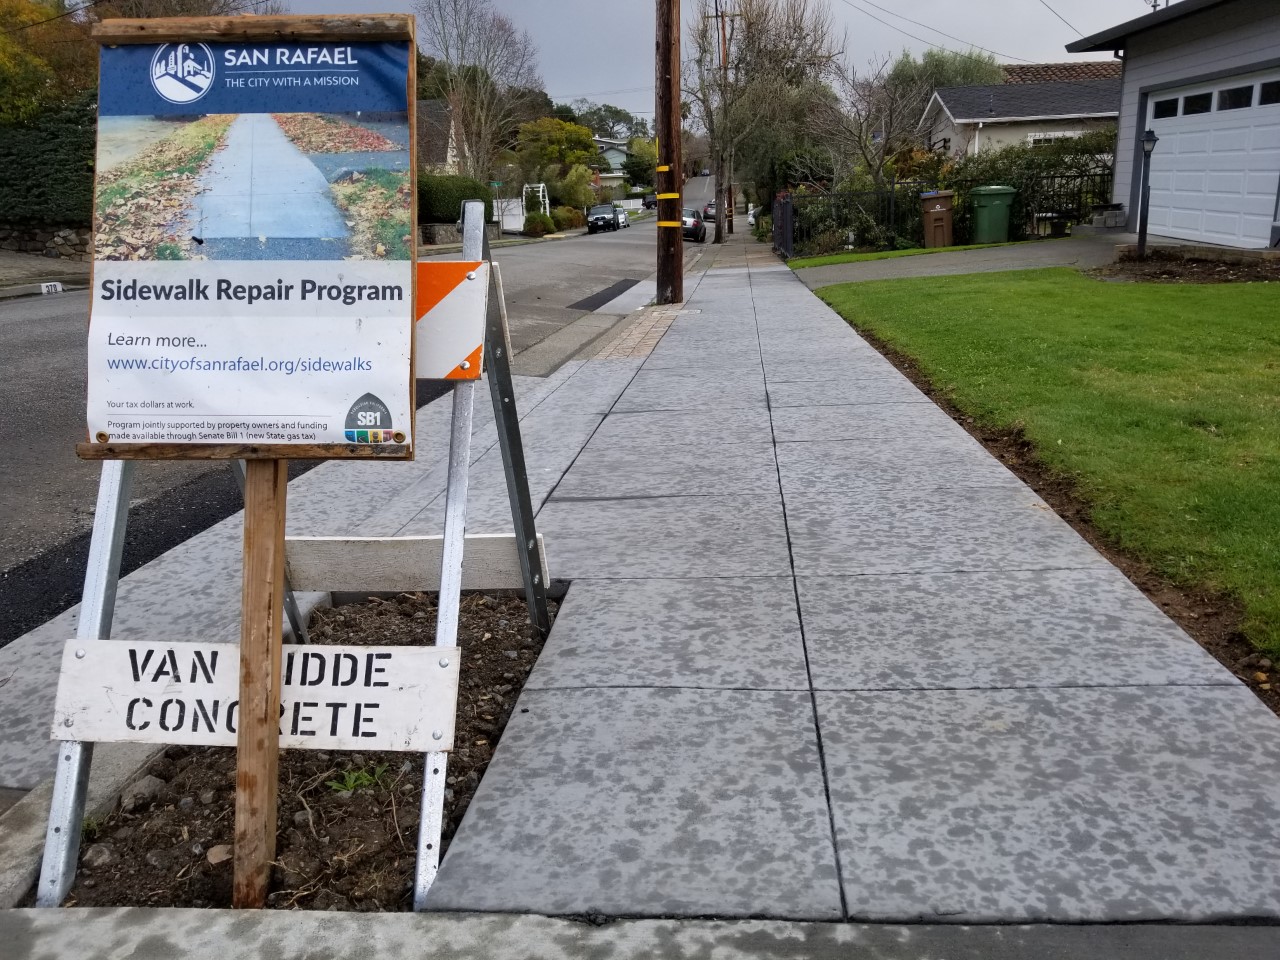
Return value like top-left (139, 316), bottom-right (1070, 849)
top-left (0, 94), bottom-right (96, 225)
top-left (417, 173), bottom-right (494, 224)
top-left (522, 212), bottom-right (555, 237)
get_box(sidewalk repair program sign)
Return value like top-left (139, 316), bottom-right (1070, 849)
top-left (85, 26), bottom-right (415, 458)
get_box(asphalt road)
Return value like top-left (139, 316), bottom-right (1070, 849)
top-left (0, 221), bottom-right (672, 646)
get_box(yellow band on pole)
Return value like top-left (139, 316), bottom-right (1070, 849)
top-left (657, 221), bottom-right (683, 227)
top-left (657, 193), bottom-right (680, 199)
top-left (656, 165), bottom-right (671, 172)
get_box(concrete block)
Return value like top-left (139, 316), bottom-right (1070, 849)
top-left (551, 441), bottom-right (779, 499)
top-left (612, 371), bottom-right (767, 413)
top-left (769, 378), bottom-right (930, 407)
top-left (528, 578), bottom-right (808, 690)
top-left (592, 408), bottom-right (774, 446)
top-left (772, 403), bottom-right (969, 443)
top-left (428, 688), bottom-right (843, 919)
top-left (819, 686), bottom-right (1280, 922)
top-left (776, 437), bottom-right (1021, 492)
top-left (537, 494), bottom-right (791, 579)
top-left (798, 568), bottom-right (1229, 690)
top-left (785, 488), bottom-right (1106, 576)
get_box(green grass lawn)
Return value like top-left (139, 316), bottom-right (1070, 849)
top-left (817, 268), bottom-right (1280, 655)
top-left (788, 241), bottom-right (1021, 270)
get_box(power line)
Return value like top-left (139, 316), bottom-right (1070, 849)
top-left (832, 0), bottom-right (1034, 65)
top-left (2, 1), bottom-right (104, 36)
top-left (1036, 0), bottom-right (1083, 36)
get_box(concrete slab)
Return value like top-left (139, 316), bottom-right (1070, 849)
top-left (771, 403), bottom-right (970, 443)
top-left (9, 911), bottom-right (1278, 960)
top-left (769, 378), bottom-right (932, 407)
top-left (764, 357), bottom-right (902, 382)
top-left (643, 340), bottom-right (761, 370)
top-left (818, 686), bottom-right (1280, 923)
top-left (776, 437), bottom-right (1022, 492)
top-left (612, 372), bottom-right (767, 412)
top-left (550, 441), bottom-right (779, 499)
top-left (427, 688), bottom-right (843, 919)
top-left (798, 569), bottom-right (1229, 690)
top-left (538, 494), bottom-right (792, 579)
top-left (527, 578), bottom-right (808, 690)
top-left (592, 408), bottom-right (774, 446)
top-left (785, 488), bottom-right (1107, 576)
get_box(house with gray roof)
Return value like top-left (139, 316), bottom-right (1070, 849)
top-left (919, 79), bottom-right (1121, 157)
top-left (1067, 0), bottom-right (1280, 248)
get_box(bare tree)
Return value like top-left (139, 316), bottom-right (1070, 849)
top-left (415, 0), bottom-right (543, 180)
top-left (685, 0), bottom-right (839, 241)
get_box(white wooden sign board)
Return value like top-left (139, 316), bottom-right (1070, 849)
top-left (52, 640), bottom-right (459, 751)
top-left (415, 260), bottom-right (488, 380)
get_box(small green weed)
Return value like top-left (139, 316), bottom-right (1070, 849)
top-left (325, 763), bottom-right (389, 793)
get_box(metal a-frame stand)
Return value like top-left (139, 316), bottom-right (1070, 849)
top-left (37, 200), bottom-right (548, 909)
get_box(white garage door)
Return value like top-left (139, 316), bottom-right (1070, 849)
top-left (1145, 70), bottom-right (1280, 248)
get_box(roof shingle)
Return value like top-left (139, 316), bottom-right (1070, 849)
top-left (935, 79), bottom-right (1121, 122)
top-left (1002, 61), bottom-right (1122, 84)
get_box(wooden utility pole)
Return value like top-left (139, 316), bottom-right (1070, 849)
top-left (716, 1), bottom-right (734, 236)
top-left (656, 0), bottom-right (683, 304)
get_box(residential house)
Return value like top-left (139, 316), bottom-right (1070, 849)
top-left (593, 136), bottom-right (630, 192)
top-left (416, 99), bottom-right (462, 175)
top-left (1068, 0), bottom-right (1280, 248)
top-left (919, 79), bottom-right (1120, 157)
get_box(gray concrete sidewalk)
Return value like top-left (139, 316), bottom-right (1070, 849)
top-left (421, 233), bottom-right (1280, 925)
top-left (5, 230), bottom-right (1280, 951)
top-left (794, 231), bottom-right (1132, 289)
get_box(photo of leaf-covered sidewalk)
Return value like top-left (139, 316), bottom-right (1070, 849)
top-left (272, 112), bottom-right (413, 261)
top-left (93, 115), bottom-right (235, 261)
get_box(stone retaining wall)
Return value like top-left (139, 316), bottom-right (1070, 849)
top-left (0, 223), bottom-right (92, 261)
top-left (420, 222), bottom-right (499, 246)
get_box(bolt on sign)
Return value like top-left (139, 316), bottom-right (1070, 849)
top-left (83, 17), bottom-right (418, 461)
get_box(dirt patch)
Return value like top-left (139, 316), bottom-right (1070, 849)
top-left (850, 325), bottom-right (1279, 717)
top-left (63, 591), bottom-right (555, 911)
top-left (1091, 249), bottom-right (1280, 284)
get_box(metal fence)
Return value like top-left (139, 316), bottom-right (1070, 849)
top-left (773, 168), bottom-right (1114, 259)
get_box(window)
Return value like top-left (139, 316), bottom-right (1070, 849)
top-left (1183, 92), bottom-right (1212, 115)
top-left (1261, 80), bottom-right (1280, 105)
top-left (1218, 85), bottom-right (1254, 110)
top-left (1152, 98), bottom-right (1178, 119)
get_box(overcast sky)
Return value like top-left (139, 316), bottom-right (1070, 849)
top-left (292, 0), bottom-right (1155, 117)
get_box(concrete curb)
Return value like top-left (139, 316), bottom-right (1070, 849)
top-left (2, 909), bottom-right (1277, 959)
top-left (0, 281), bottom-right (71, 300)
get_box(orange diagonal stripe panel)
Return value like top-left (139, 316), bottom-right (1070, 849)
top-left (416, 261), bottom-right (482, 320)
top-left (444, 342), bottom-right (484, 380)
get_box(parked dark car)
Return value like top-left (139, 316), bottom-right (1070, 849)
top-left (642, 193), bottom-right (657, 209)
top-left (681, 207), bottom-right (707, 243)
top-left (702, 201), bottom-right (717, 221)
top-left (586, 203), bottom-right (619, 234)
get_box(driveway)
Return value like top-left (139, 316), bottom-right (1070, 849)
top-left (795, 231), bottom-right (1136, 289)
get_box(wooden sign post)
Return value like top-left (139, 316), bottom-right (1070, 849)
top-left (234, 458), bottom-right (288, 906)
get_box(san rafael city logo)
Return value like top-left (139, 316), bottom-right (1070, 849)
top-left (345, 394), bottom-right (396, 444)
top-left (150, 43), bottom-right (215, 104)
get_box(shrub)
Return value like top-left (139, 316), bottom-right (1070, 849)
top-left (0, 94), bottom-right (96, 225)
top-left (753, 213), bottom-right (772, 243)
top-left (522, 212), bottom-right (556, 236)
top-left (417, 173), bottom-right (493, 224)
top-left (551, 205), bottom-right (584, 231)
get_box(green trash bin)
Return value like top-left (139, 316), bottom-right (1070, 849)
top-left (970, 185), bottom-right (1016, 243)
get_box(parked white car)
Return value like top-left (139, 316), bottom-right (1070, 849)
top-left (615, 207), bottom-right (629, 228)
top-left (747, 207), bottom-right (758, 226)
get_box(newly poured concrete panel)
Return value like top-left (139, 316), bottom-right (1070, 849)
top-left (785, 488), bottom-right (1107, 575)
top-left (798, 569), bottom-right (1228, 690)
top-left (819, 686), bottom-right (1280, 922)
top-left (428, 688), bottom-right (843, 919)
top-left (528, 578), bottom-right (808, 690)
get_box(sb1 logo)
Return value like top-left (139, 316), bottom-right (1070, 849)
top-left (356, 411), bottom-right (383, 427)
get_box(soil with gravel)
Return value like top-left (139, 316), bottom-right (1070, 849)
top-left (1091, 249), bottom-right (1280, 283)
top-left (63, 592), bottom-right (555, 911)
top-left (852, 325), bottom-right (1280, 719)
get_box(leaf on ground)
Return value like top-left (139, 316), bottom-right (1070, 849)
top-left (206, 844), bottom-right (231, 865)
top-left (271, 113), bottom-right (400, 153)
